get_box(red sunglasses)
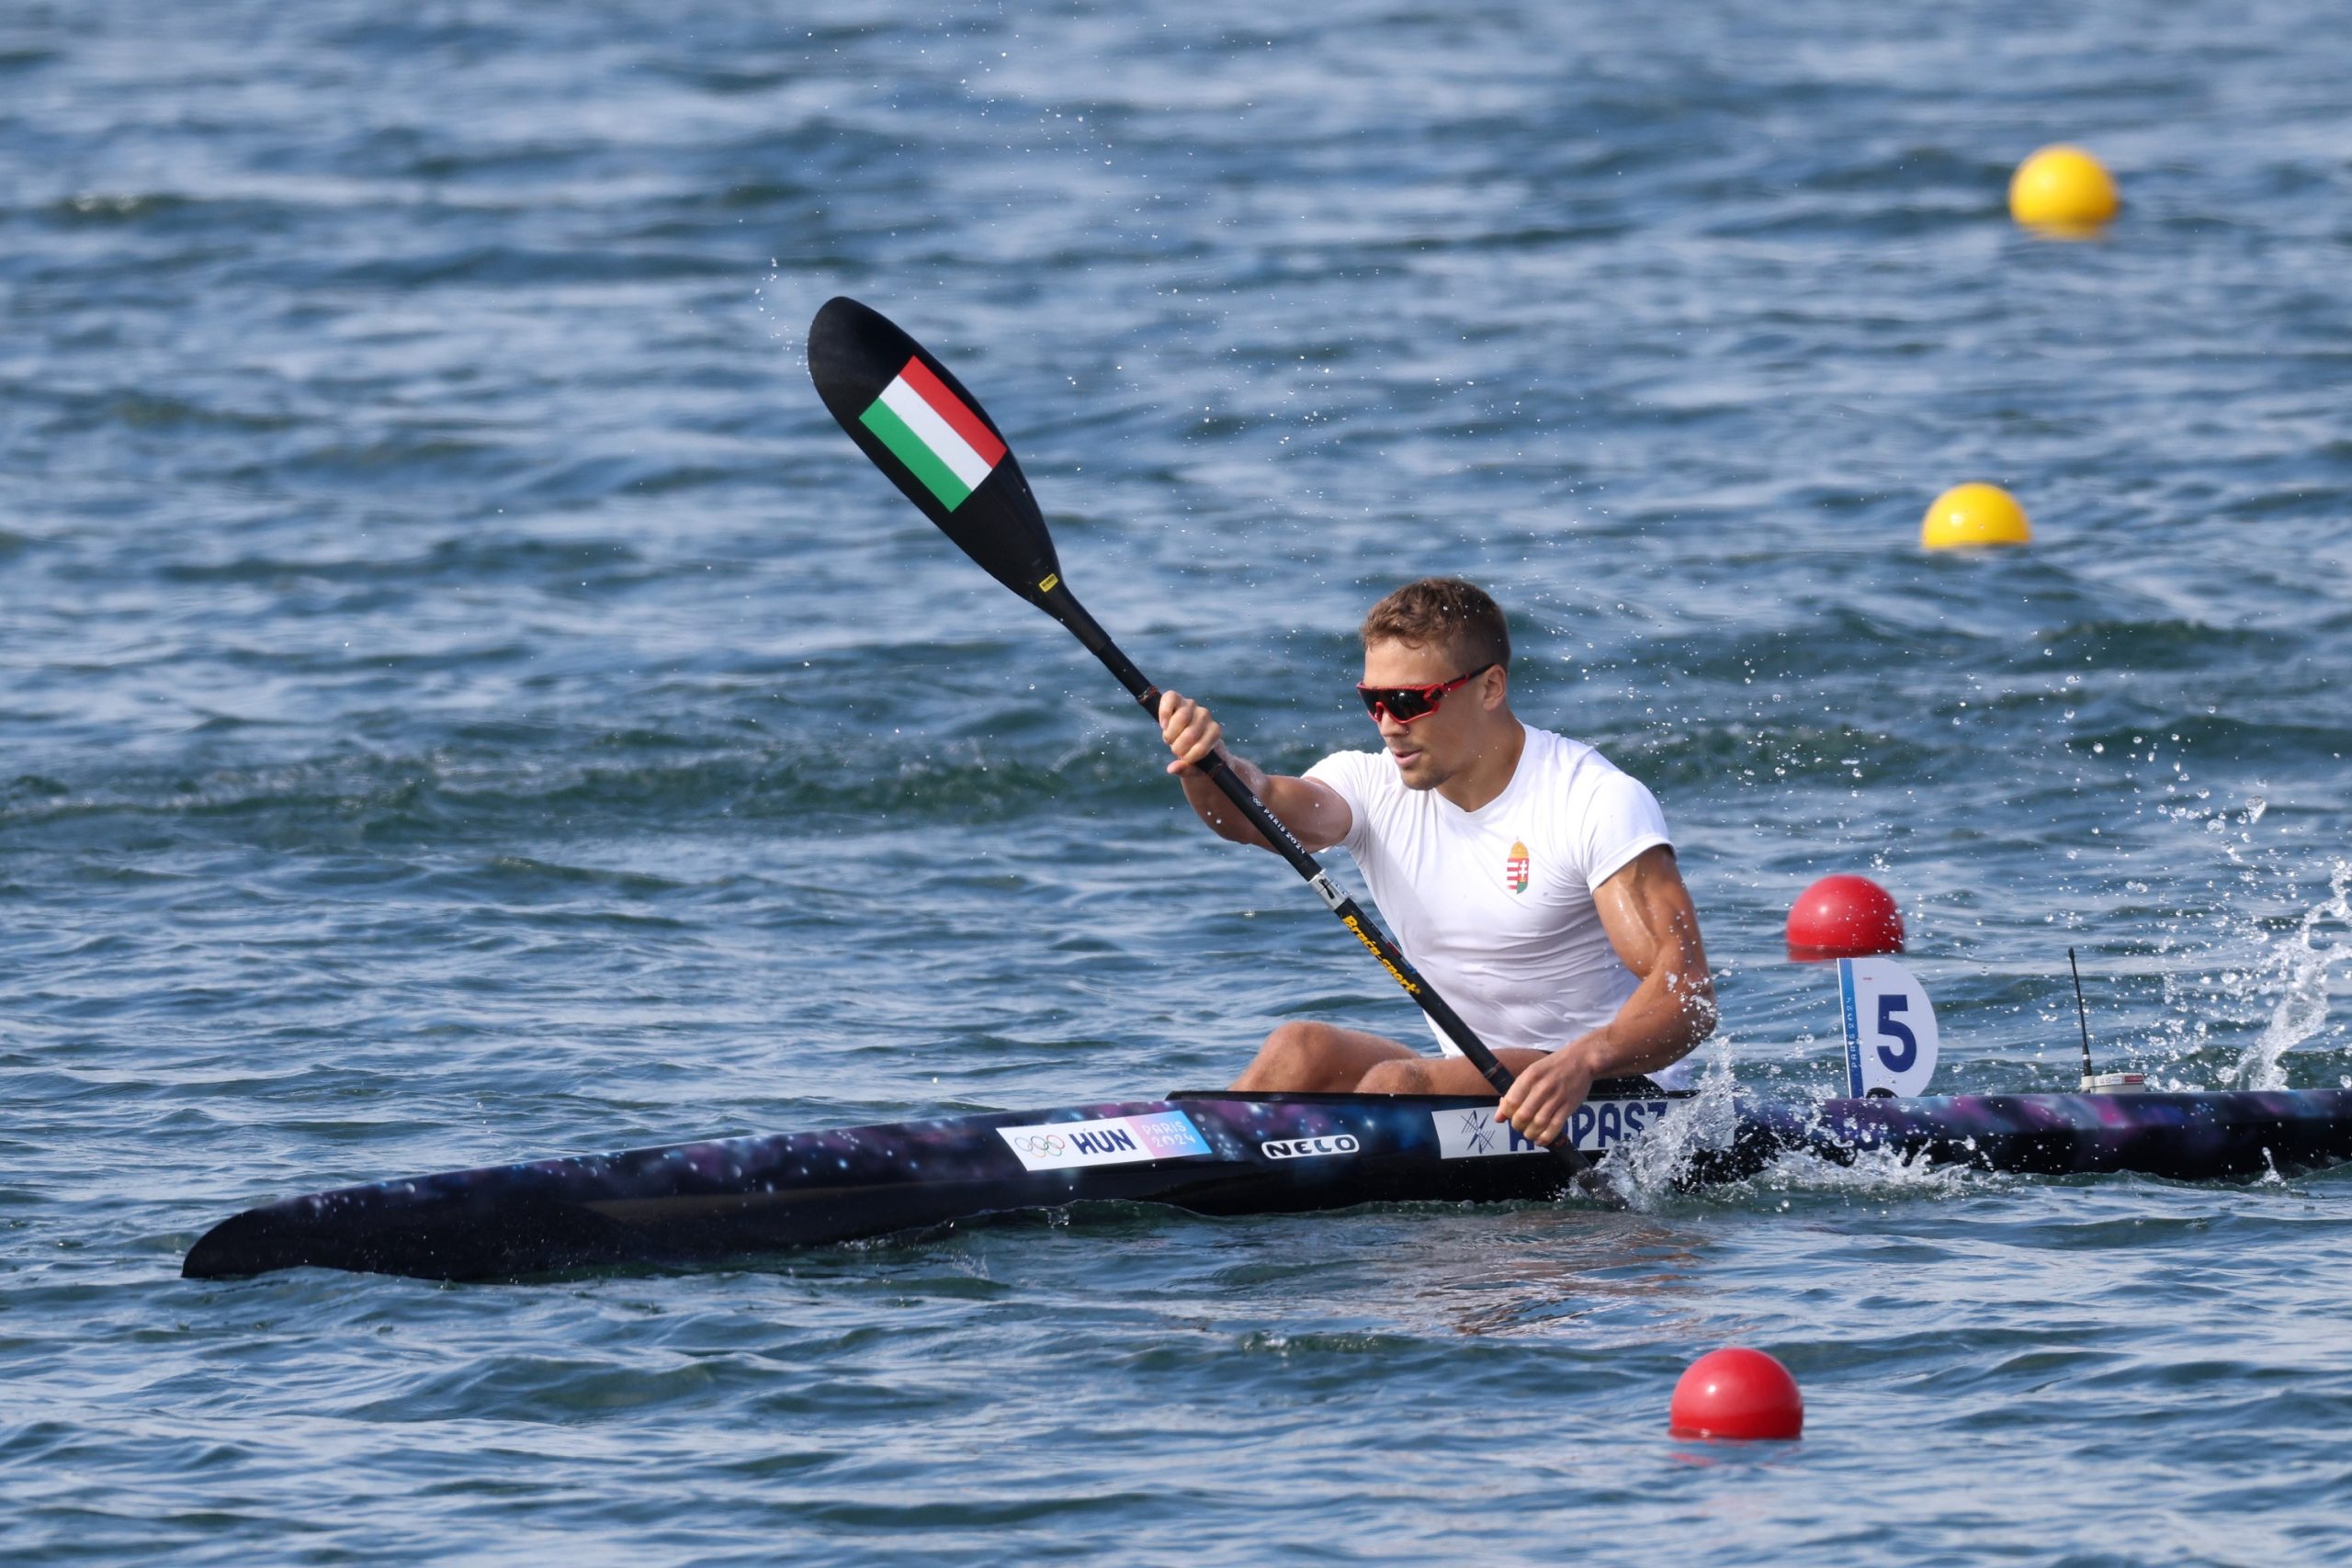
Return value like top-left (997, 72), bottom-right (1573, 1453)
top-left (1355, 662), bottom-right (1498, 725)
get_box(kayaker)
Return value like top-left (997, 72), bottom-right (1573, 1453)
top-left (1158, 577), bottom-right (1714, 1148)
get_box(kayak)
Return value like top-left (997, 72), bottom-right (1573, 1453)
top-left (183, 1083), bottom-right (2352, 1282)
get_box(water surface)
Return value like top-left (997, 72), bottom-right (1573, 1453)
top-left (4, 2), bottom-right (2350, 1562)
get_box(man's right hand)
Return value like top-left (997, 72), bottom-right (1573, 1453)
top-left (1158, 690), bottom-right (1225, 776)
top-left (1157, 691), bottom-right (1350, 852)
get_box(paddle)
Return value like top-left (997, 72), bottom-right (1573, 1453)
top-left (806, 295), bottom-right (1600, 1189)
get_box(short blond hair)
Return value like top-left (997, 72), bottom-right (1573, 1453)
top-left (1360, 578), bottom-right (1510, 669)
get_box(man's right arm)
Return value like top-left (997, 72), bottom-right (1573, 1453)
top-left (1158, 690), bottom-right (1352, 852)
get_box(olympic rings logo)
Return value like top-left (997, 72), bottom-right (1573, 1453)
top-left (1011, 1134), bottom-right (1069, 1156)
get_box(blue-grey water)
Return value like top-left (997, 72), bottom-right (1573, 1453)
top-left (5, 2), bottom-right (2351, 1562)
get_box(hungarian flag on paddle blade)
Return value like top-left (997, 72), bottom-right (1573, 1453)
top-left (807, 297), bottom-right (1063, 613)
top-left (858, 356), bottom-right (1007, 511)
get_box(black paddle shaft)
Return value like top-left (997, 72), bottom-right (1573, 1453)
top-left (806, 296), bottom-right (1594, 1179)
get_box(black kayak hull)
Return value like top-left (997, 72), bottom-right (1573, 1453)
top-left (183, 1087), bottom-right (2352, 1282)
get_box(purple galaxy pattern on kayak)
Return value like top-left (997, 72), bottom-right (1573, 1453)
top-left (184, 1089), bottom-right (2352, 1281)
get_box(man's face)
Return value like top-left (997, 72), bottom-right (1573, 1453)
top-left (1359, 637), bottom-right (1503, 792)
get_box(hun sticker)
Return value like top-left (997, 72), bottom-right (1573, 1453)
top-left (997, 1111), bottom-right (1212, 1172)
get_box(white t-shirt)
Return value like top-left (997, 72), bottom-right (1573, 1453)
top-left (1304, 725), bottom-right (1694, 1091)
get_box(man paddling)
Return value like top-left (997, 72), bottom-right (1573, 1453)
top-left (1158, 578), bottom-right (1714, 1150)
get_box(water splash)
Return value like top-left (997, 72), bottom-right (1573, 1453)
top-left (2144, 788), bottom-right (2351, 1084)
top-left (1746, 1137), bottom-right (1983, 1200)
top-left (2234, 859), bottom-right (2352, 1090)
top-left (1609, 1037), bottom-right (1998, 1205)
top-left (1605, 1040), bottom-right (1742, 1205)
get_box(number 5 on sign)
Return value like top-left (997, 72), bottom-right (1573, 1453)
top-left (1838, 956), bottom-right (1940, 1099)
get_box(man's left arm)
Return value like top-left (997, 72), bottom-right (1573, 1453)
top-left (1496, 845), bottom-right (1717, 1146)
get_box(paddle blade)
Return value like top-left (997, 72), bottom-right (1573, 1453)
top-left (808, 297), bottom-right (1064, 611)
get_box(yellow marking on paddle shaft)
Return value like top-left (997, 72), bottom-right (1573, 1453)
top-left (1342, 914), bottom-right (1420, 996)
top-left (1036, 573), bottom-right (1059, 593)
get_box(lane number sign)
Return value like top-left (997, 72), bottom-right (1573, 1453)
top-left (1838, 956), bottom-right (1940, 1099)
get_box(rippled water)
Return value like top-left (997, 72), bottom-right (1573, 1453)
top-left (6, 2), bottom-right (2351, 1562)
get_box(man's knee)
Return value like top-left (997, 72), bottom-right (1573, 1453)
top-left (1355, 1057), bottom-right (1431, 1095)
top-left (1261, 1020), bottom-right (1321, 1053)
top-left (1257, 1021), bottom-right (1339, 1066)
top-left (1233, 1021), bottom-right (1345, 1093)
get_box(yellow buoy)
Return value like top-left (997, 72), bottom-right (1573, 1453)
top-left (2008, 145), bottom-right (2120, 232)
top-left (1922, 483), bottom-right (2031, 550)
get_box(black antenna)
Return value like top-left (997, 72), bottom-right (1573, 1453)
top-left (2068, 947), bottom-right (2095, 1082)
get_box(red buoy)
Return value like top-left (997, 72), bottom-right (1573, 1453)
top-left (1669, 1348), bottom-right (1804, 1440)
top-left (1786, 874), bottom-right (1904, 962)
